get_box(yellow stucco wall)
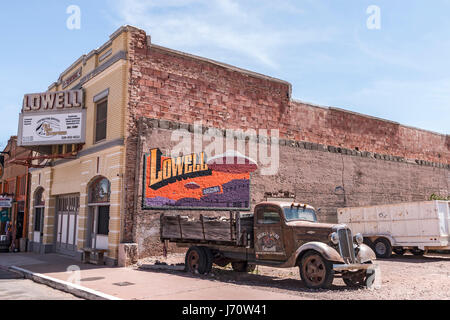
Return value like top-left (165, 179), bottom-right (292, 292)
top-left (27, 27), bottom-right (131, 263)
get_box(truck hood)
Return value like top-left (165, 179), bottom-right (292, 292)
top-left (286, 220), bottom-right (339, 229)
top-left (286, 221), bottom-right (345, 243)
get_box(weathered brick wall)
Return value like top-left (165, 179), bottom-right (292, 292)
top-left (126, 28), bottom-right (448, 166)
top-left (132, 119), bottom-right (449, 258)
top-left (286, 102), bottom-right (449, 163)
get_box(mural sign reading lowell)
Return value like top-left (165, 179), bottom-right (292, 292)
top-left (143, 148), bottom-right (257, 210)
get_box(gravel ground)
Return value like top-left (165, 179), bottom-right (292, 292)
top-left (138, 252), bottom-right (450, 300)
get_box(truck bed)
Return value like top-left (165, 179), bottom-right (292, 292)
top-left (160, 212), bottom-right (254, 247)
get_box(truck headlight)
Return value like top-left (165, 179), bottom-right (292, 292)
top-left (354, 233), bottom-right (364, 245)
top-left (330, 232), bottom-right (339, 245)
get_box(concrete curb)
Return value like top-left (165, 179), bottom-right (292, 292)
top-left (9, 266), bottom-right (122, 300)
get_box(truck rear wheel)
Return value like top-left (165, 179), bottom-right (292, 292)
top-left (373, 238), bottom-right (392, 258)
top-left (231, 261), bottom-right (256, 273)
top-left (185, 246), bottom-right (208, 274)
top-left (199, 246), bottom-right (214, 274)
top-left (299, 251), bottom-right (334, 289)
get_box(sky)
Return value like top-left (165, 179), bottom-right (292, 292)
top-left (0, 0), bottom-right (449, 148)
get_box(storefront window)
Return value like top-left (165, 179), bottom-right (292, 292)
top-left (89, 177), bottom-right (111, 204)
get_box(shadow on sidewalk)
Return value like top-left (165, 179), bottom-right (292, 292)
top-left (137, 265), bottom-right (358, 293)
top-left (1, 252), bottom-right (110, 275)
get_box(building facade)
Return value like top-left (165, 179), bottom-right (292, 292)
top-left (0, 136), bottom-right (32, 252)
top-left (18, 26), bottom-right (449, 265)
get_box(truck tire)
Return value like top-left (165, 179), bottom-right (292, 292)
top-left (373, 238), bottom-right (392, 259)
top-left (342, 262), bottom-right (373, 288)
top-left (299, 251), bottom-right (334, 289)
top-left (343, 270), bottom-right (366, 288)
top-left (199, 246), bottom-right (214, 274)
top-left (185, 246), bottom-right (208, 274)
top-left (231, 261), bottom-right (256, 273)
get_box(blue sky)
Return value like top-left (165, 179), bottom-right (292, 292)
top-left (1, 0), bottom-right (449, 148)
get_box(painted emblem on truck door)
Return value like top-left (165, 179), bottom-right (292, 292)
top-left (257, 232), bottom-right (281, 252)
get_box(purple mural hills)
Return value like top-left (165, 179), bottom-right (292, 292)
top-left (145, 179), bottom-right (250, 209)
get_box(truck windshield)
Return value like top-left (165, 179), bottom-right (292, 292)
top-left (283, 207), bottom-right (317, 222)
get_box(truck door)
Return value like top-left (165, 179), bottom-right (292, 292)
top-left (254, 205), bottom-right (287, 261)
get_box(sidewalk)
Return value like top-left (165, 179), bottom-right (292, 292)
top-left (0, 252), bottom-right (306, 300)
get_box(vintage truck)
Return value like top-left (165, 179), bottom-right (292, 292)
top-left (160, 200), bottom-right (377, 289)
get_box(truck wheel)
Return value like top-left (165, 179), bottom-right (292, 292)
top-left (373, 238), bottom-right (392, 258)
top-left (185, 246), bottom-right (207, 274)
top-left (299, 251), bottom-right (334, 289)
top-left (411, 248), bottom-right (425, 256)
top-left (393, 247), bottom-right (406, 255)
top-left (343, 270), bottom-right (366, 288)
top-left (342, 262), bottom-right (373, 288)
top-left (231, 261), bottom-right (256, 273)
top-left (199, 247), bottom-right (214, 274)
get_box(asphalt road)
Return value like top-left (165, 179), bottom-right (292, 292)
top-left (0, 268), bottom-right (81, 300)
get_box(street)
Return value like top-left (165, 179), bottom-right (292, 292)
top-left (0, 268), bottom-right (81, 300)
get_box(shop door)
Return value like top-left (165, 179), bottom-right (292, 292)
top-left (55, 195), bottom-right (79, 255)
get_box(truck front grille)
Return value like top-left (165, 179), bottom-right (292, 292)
top-left (338, 228), bottom-right (356, 264)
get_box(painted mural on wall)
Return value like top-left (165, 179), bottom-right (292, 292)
top-left (143, 148), bottom-right (257, 210)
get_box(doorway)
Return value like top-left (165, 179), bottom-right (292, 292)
top-left (55, 194), bottom-right (79, 256)
top-left (33, 188), bottom-right (45, 251)
top-left (86, 177), bottom-right (110, 250)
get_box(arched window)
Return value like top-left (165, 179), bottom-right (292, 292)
top-left (89, 177), bottom-right (110, 204)
top-left (87, 177), bottom-right (111, 250)
top-left (35, 187), bottom-right (45, 206)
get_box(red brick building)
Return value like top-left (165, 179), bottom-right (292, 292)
top-left (0, 136), bottom-right (32, 251)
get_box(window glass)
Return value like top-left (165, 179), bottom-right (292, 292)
top-left (34, 208), bottom-right (42, 232)
top-left (35, 188), bottom-right (45, 206)
top-left (95, 101), bottom-right (107, 142)
top-left (97, 206), bottom-right (110, 235)
top-left (257, 207), bottom-right (281, 224)
top-left (89, 178), bottom-right (110, 204)
top-left (283, 206), bottom-right (317, 222)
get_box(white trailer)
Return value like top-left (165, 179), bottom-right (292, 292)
top-left (337, 201), bottom-right (450, 258)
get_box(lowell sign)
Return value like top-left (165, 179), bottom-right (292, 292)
top-left (22, 89), bottom-right (83, 112)
top-left (18, 89), bottom-right (86, 147)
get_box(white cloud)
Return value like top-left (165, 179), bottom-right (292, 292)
top-left (112, 0), bottom-right (336, 68)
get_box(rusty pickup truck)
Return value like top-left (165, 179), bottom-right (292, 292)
top-left (160, 201), bottom-right (377, 289)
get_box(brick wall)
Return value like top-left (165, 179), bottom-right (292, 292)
top-left (126, 28), bottom-right (448, 165)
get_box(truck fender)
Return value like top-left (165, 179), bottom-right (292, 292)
top-left (357, 243), bottom-right (376, 263)
top-left (295, 242), bottom-right (344, 265)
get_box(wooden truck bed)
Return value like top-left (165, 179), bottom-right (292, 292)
top-left (160, 212), bottom-right (254, 247)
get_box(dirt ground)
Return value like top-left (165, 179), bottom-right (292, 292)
top-left (138, 252), bottom-right (450, 300)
